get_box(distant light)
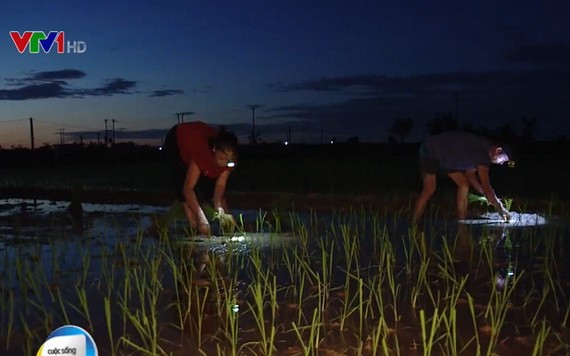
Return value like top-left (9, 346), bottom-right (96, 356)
top-left (330, 140), bottom-right (334, 144)
top-left (158, 146), bottom-right (163, 151)
top-left (284, 141), bottom-right (289, 146)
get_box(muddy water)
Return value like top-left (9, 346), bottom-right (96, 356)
top-left (0, 198), bottom-right (566, 355)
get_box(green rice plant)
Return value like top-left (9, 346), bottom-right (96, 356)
top-left (436, 274), bottom-right (468, 356)
top-left (270, 209), bottom-right (282, 233)
top-left (23, 294), bottom-right (52, 334)
top-left (336, 269), bottom-right (364, 333)
top-left (365, 271), bottom-right (385, 323)
top-left (383, 240), bottom-right (401, 323)
top-left (78, 250), bottom-right (91, 289)
top-left (356, 276), bottom-right (365, 351)
top-left (18, 313), bottom-right (36, 356)
top-left (530, 282), bottom-right (552, 327)
top-left (255, 209), bottom-right (268, 233)
top-left (368, 316), bottom-right (393, 355)
top-left (370, 213), bottom-right (388, 257)
top-left (462, 294), bottom-right (481, 355)
top-left (118, 257), bottom-right (166, 355)
top-left (104, 296), bottom-right (118, 356)
top-left (483, 270), bottom-right (524, 355)
top-left (243, 271), bottom-right (278, 355)
top-left (282, 245), bottom-right (301, 289)
top-left (218, 281), bottom-right (240, 356)
top-left (120, 267), bottom-right (132, 336)
top-left (562, 303), bottom-right (570, 327)
top-left (315, 237), bottom-right (335, 313)
top-left (55, 285), bottom-right (71, 325)
top-left (440, 309), bottom-right (458, 356)
top-left (189, 283), bottom-right (209, 349)
top-left (171, 259), bottom-right (197, 330)
top-left (410, 256), bottom-right (430, 310)
top-left (340, 223), bottom-right (359, 271)
top-left (292, 307), bottom-right (321, 354)
top-left (98, 247), bottom-right (116, 297)
top-left (293, 258), bottom-right (309, 326)
top-left (67, 284), bottom-right (93, 332)
top-left (4, 289), bottom-right (14, 351)
top-left (503, 197), bottom-right (513, 212)
top-left (419, 308), bottom-right (446, 356)
top-left (531, 319), bottom-right (551, 356)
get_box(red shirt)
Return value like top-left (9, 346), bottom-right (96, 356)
top-left (176, 121), bottom-right (231, 179)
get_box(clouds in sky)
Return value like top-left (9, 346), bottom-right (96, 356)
top-left (0, 69), bottom-right (183, 100)
top-left (2, 39), bottom-right (570, 144)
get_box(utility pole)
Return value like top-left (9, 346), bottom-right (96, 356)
top-left (29, 117), bottom-right (35, 150)
top-left (454, 91), bottom-right (459, 123)
top-left (247, 104), bottom-right (261, 145)
top-left (175, 111), bottom-right (194, 123)
top-left (58, 129), bottom-right (65, 145)
top-left (104, 119), bottom-right (109, 146)
top-left (112, 119), bottom-right (117, 145)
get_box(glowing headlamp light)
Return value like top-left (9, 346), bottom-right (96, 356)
top-left (227, 160), bottom-right (236, 168)
top-left (507, 160), bottom-right (516, 168)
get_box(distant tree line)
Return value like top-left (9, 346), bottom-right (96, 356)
top-left (386, 112), bottom-right (558, 154)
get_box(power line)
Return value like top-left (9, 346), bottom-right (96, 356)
top-left (0, 118), bottom-right (29, 124)
top-left (32, 119), bottom-right (101, 132)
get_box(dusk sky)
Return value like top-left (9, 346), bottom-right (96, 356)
top-left (1, 1), bottom-right (569, 148)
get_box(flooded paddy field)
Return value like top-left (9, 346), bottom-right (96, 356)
top-left (0, 197), bottom-right (569, 355)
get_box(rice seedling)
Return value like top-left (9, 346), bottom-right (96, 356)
top-left (104, 296), bottom-right (118, 356)
top-left (483, 269), bottom-right (524, 355)
top-left (531, 319), bottom-right (551, 356)
top-left (217, 277), bottom-right (241, 356)
top-left (292, 307), bottom-right (321, 354)
top-left (4, 289), bottom-right (15, 351)
top-left (67, 284), bottom-right (93, 332)
top-left (118, 255), bottom-right (166, 355)
top-left (0, 194), bottom-right (568, 354)
top-left (419, 308), bottom-right (446, 356)
top-left (243, 259), bottom-right (278, 355)
top-left (162, 245), bottom-right (195, 330)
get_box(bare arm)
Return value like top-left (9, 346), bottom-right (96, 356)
top-left (183, 161), bottom-right (208, 226)
top-left (476, 165), bottom-right (507, 214)
top-left (213, 170), bottom-right (231, 211)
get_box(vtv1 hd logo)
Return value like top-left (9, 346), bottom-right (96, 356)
top-left (9, 31), bottom-right (86, 54)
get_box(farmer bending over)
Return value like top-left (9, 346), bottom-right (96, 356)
top-left (412, 131), bottom-right (511, 223)
top-left (164, 121), bottom-right (237, 235)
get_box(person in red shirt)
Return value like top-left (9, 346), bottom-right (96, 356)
top-left (164, 121), bottom-right (238, 235)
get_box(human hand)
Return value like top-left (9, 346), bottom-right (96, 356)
top-left (197, 221), bottom-right (211, 235)
top-left (215, 208), bottom-right (236, 233)
top-left (501, 210), bottom-right (511, 223)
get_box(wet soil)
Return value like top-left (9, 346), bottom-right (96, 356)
top-left (0, 186), bottom-right (416, 212)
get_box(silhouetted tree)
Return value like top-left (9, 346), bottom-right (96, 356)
top-left (520, 116), bottom-right (537, 143)
top-left (346, 136), bottom-right (359, 144)
top-left (495, 121), bottom-right (518, 143)
top-left (426, 113), bottom-right (457, 135)
top-left (389, 117), bottom-right (414, 143)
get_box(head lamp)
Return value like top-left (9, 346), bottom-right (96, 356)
top-left (227, 160), bottom-right (236, 168)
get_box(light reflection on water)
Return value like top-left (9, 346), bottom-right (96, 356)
top-left (0, 198), bottom-right (567, 354)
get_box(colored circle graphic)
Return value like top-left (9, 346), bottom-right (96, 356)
top-left (36, 325), bottom-right (98, 356)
